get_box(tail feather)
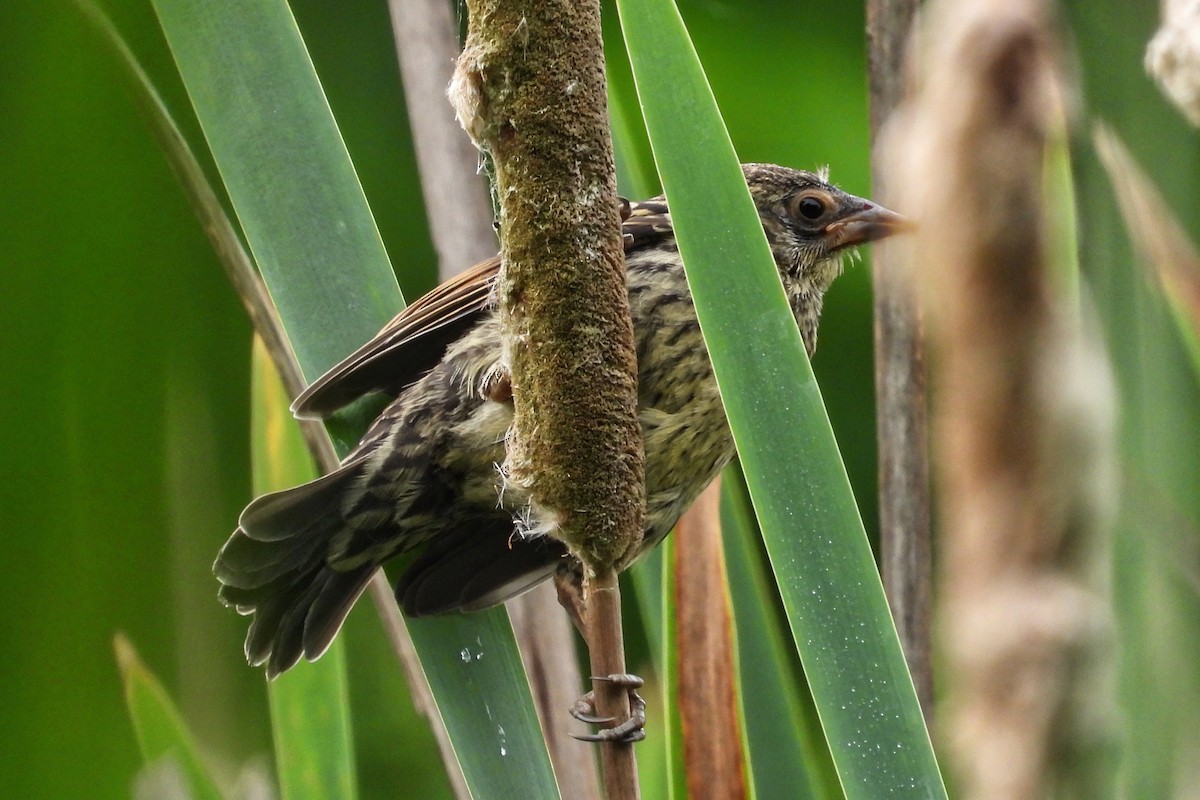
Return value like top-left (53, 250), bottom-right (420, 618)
top-left (219, 571), bottom-right (305, 612)
top-left (214, 457), bottom-right (377, 678)
top-left (219, 454), bottom-right (576, 675)
top-left (397, 521), bottom-right (565, 616)
top-left (302, 567), bottom-right (376, 659)
top-left (459, 553), bottom-right (560, 613)
top-left (265, 571), bottom-right (330, 676)
top-left (244, 588), bottom-right (297, 666)
top-left (235, 463), bottom-right (365, 541)
top-left (214, 531), bottom-right (326, 590)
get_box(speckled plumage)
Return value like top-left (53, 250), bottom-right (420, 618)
top-left (214, 164), bottom-right (908, 677)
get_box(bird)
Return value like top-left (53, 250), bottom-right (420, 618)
top-left (214, 163), bottom-right (910, 678)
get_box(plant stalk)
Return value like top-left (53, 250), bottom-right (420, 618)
top-left (449, 1), bottom-right (645, 796)
top-left (866, 0), bottom-right (934, 720)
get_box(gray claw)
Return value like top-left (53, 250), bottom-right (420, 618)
top-left (592, 673), bottom-right (644, 689)
top-left (570, 675), bottom-right (647, 744)
top-left (570, 692), bottom-right (614, 725)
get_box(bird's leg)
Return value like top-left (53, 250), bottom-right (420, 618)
top-left (555, 566), bottom-right (647, 744)
top-left (553, 565), bottom-right (588, 635)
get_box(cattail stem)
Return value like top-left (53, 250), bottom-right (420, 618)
top-left (449, 1), bottom-right (645, 797)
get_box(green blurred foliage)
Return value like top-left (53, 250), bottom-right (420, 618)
top-left (1, 2), bottom-right (257, 798)
top-left (669, 2), bottom-right (882, 541)
top-left (1062, 2), bottom-right (1200, 796)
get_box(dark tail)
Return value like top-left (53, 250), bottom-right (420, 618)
top-left (214, 459), bottom-right (375, 678)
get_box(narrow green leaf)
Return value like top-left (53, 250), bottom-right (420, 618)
top-left (658, 538), bottom-right (686, 800)
top-left (721, 466), bottom-right (838, 800)
top-left (151, 1), bottom-right (558, 795)
top-left (269, 652), bottom-right (359, 800)
top-left (407, 613), bottom-right (561, 799)
top-left (1093, 123), bottom-right (1200, 376)
top-left (1084, 118), bottom-right (1200, 798)
top-left (151, 0), bottom-right (400, 382)
top-left (251, 338), bottom-right (358, 800)
top-left (616, 1), bottom-right (945, 796)
top-left (1044, 103), bottom-right (1081, 314)
top-left (602, 2), bottom-right (660, 200)
top-left (250, 335), bottom-right (321, 495)
top-left (1163, 292), bottom-right (1200, 377)
top-left (114, 634), bottom-right (225, 800)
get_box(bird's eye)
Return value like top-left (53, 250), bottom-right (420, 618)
top-left (797, 196), bottom-right (826, 220)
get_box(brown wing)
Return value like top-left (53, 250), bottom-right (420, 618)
top-left (292, 197), bottom-right (674, 419)
top-left (292, 257), bottom-right (500, 418)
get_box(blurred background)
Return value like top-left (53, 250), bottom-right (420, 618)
top-left (1, 0), bottom-right (1194, 797)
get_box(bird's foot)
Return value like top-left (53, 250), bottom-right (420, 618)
top-left (570, 673), bottom-right (646, 744)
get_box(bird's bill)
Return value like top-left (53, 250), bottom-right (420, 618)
top-left (824, 201), bottom-right (913, 250)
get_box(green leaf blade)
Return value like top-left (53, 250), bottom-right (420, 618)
top-left (151, 0), bottom-right (401, 378)
top-left (114, 634), bottom-right (226, 800)
top-left (616, 1), bottom-right (945, 796)
top-left (409, 614), bottom-right (561, 799)
top-left (721, 467), bottom-right (837, 800)
top-left (269, 653), bottom-right (359, 800)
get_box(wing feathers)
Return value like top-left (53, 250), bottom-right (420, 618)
top-left (292, 258), bottom-right (501, 418)
top-left (291, 198), bottom-right (674, 419)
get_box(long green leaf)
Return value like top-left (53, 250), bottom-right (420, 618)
top-left (150, 1), bottom-right (558, 795)
top-left (114, 634), bottom-right (225, 800)
top-left (269, 650), bottom-right (359, 800)
top-left (1081, 112), bottom-right (1200, 797)
top-left (406, 613), bottom-right (558, 798)
top-left (151, 0), bottom-right (399, 383)
top-left (658, 539), bottom-right (686, 800)
top-left (615, 1), bottom-right (945, 796)
top-left (721, 467), bottom-right (838, 800)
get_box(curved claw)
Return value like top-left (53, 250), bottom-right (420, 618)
top-left (569, 674), bottom-right (647, 745)
top-left (592, 673), bottom-right (644, 689)
top-left (571, 713), bottom-right (647, 744)
top-left (570, 692), bottom-right (614, 725)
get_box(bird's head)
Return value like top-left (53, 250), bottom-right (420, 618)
top-left (745, 163), bottom-right (911, 293)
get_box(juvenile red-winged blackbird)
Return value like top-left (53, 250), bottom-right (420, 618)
top-left (215, 163), bottom-right (908, 677)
